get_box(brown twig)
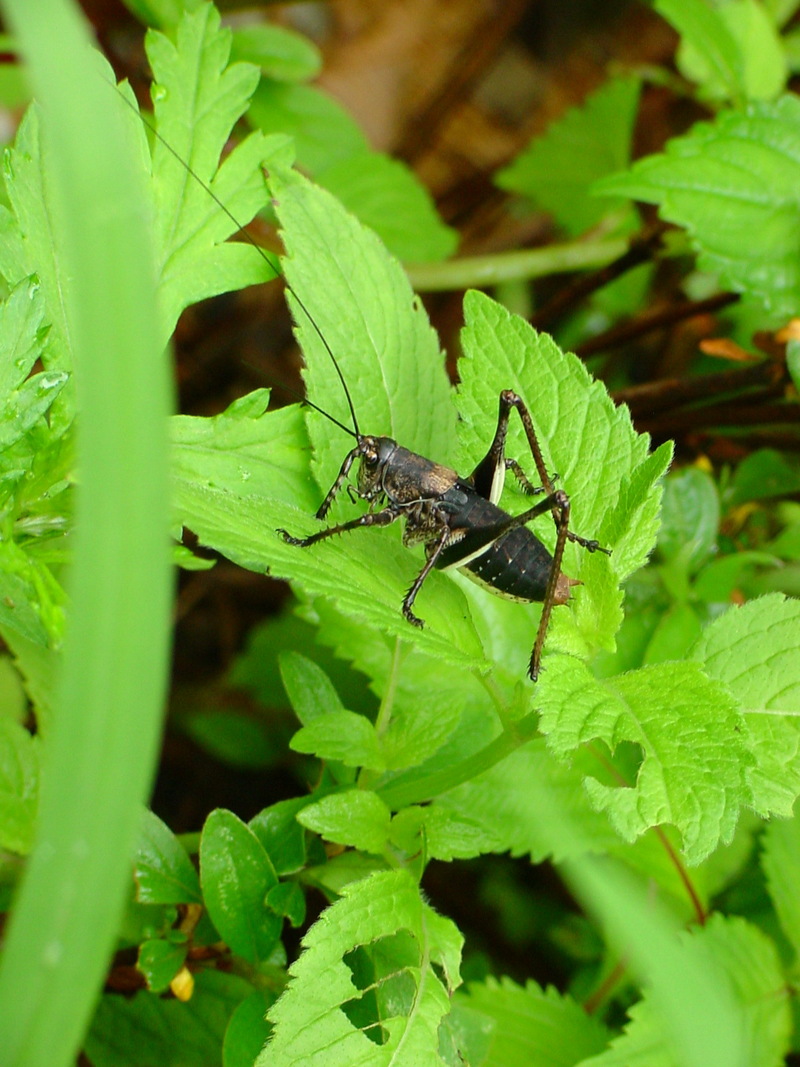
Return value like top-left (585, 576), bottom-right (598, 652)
top-left (613, 358), bottom-right (785, 417)
top-left (531, 222), bottom-right (668, 332)
top-left (575, 291), bottom-right (739, 357)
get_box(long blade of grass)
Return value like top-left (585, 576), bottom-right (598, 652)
top-left (0, 1), bottom-right (172, 1064)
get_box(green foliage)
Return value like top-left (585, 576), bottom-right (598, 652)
top-left (5, 2), bottom-right (800, 1066)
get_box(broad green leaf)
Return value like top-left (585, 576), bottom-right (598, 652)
top-left (266, 881), bottom-right (306, 928)
top-left (596, 95), bottom-right (800, 320)
top-left (389, 805), bottom-right (500, 862)
top-left (249, 796), bottom-right (312, 877)
top-left (657, 467), bottom-right (719, 572)
top-left (85, 968), bottom-right (252, 1067)
top-left (181, 708), bottom-right (278, 769)
top-left (496, 76), bottom-right (641, 235)
top-left (261, 869), bottom-right (462, 1066)
top-left (199, 808), bottom-right (281, 964)
top-left (690, 593), bottom-right (800, 817)
top-left (247, 80), bottom-right (368, 174)
top-left (642, 602), bottom-right (704, 665)
top-left (654, 0), bottom-right (744, 103)
top-left (537, 658), bottom-right (749, 864)
top-left (291, 710), bottom-right (385, 771)
top-left (230, 23), bottom-right (322, 83)
top-left (761, 806), bottom-right (800, 958)
top-left (133, 808), bottom-right (202, 905)
top-left (580, 915), bottom-right (790, 1067)
top-left (457, 290), bottom-right (670, 672)
top-left (674, 0), bottom-right (787, 102)
top-left (726, 447), bottom-right (800, 504)
top-left (318, 150), bottom-right (458, 262)
top-left (298, 790), bottom-right (391, 854)
top-left (279, 650), bottom-right (347, 724)
top-left (137, 937), bottom-right (188, 993)
top-left (460, 977), bottom-right (609, 1067)
top-left (435, 737), bottom-right (619, 865)
top-left (145, 4), bottom-right (277, 338)
top-left (223, 990), bottom-right (276, 1067)
top-left (270, 164), bottom-right (455, 489)
top-left (171, 391), bottom-right (316, 512)
top-left (0, 717), bottom-right (40, 854)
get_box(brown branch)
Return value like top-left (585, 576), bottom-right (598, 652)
top-left (531, 222), bottom-right (668, 332)
top-left (575, 292), bottom-right (739, 357)
top-left (613, 359), bottom-right (785, 417)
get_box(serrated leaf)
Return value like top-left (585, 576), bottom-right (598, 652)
top-left (596, 95), bottom-right (800, 320)
top-left (270, 165), bottom-right (455, 488)
top-left (318, 150), bottom-right (458, 262)
top-left (537, 658), bottom-right (749, 864)
top-left (171, 391), bottom-right (316, 512)
top-left (0, 717), bottom-right (40, 854)
top-left (496, 76), bottom-right (641, 235)
top-left (761, 806), bottom-right (800, 958)
top-left (133, 808), bottom-right (202, 905)
top-left (389, 805), bottom-right (499, 862)
top-left (279, 650), bottom-right (347, 724)
top-left (145, 4), bottom-right (277, 338)
top-left (199, 808), bottom-right (281, 964)
top-left (457, 290), bottom-right (666, 672)
top-left (461, 976), bottom-right (609, 1067)
top-left (690, 593), bottom-right (800, 817)
top-left (298, 790), bottom-right (391, 854)
top-left (581, 915), bottom-right (790, 1067)
top-left (261, 869), bottom-right (462, 1066)
top-left (0, 279), bottom-right (48, 406)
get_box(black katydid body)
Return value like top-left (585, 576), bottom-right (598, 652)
top-left (121, 68), bottom-right (608, 681)
top-left (278, 376), bottom-right (608, 681)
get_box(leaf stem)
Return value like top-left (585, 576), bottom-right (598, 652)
top-left (405, 237), bottom-right (628, 292)
top-left (377, 712), bottom-right (540, 810)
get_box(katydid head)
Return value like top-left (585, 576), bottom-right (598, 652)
top-left (356, 435), bottom-right (398, 501)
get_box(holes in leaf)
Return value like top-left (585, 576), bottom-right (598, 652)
top-left (582, 738), bottom-right (644, 788)
top-left (340, 931), bottom-right (420, 1045)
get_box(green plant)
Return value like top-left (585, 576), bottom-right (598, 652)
top-left (2, 1), bottom-right (800, 1065)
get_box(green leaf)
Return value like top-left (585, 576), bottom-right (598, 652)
top-left (298, 790), bottom-right (391, 855)
top-left (436, 737), bottom-right (618, 864)
top-left (199, 808), bottom-right (281, 964)
top-left (230, 23), bottom-right (322, 83)
top-left (457, 290), bottom-right (669, 672)
top-left (247, 80), bottom-right (368, 174)
top-left (726, 447), bottom-right (800, 504)
top-left (537, 658), bottom-right (749, 864)
top-left (279, 650), bottom-right (347, 725)
top-left (85, 968), bottom-right (252, 1067)
top-left (497, 75), bottom-right (641, 236)
top-left (171, 391), bottom-right (317, 513)
top-left (389, 805), bottom-right (501, 862)
top-left (0, 717), bottom-right (40, 854)
top-left (223, 990), bottom-right (276, 1067)
top-left (318, 150), bottom-right (458, 262)
top-left (133, 808), bottom-right (202, 905)
top-left (291, 710), bottom-right (385, 771)
top-left (460, 977), bottom-right (609, 1066)
top-left (762, 805), bottom-right (800, 958)
top-left (581, 915), bottom-right (790, 1067)
top-left (137, 937), bottom-right (188, 993)
top-left (249, 796), bottom-right (312, 877)
top-left (596, 95), bottom-right (800, 320)
top-left (654, 0), bottom-right (745, 103)
top-left (271, 164), bottom-right (455, 488)
top-left (673, 0), bottom-right (787, 102)
top-left (261, 869), bottom-right (462, 1065)
top-left (181, 708), bottom-right (278, 769)
top-left (145, 4), bottom-right (277, 338)
top-left (657, 467), bottom-right (719, 572)
top-left (690, 593), bottom-right (800, 817)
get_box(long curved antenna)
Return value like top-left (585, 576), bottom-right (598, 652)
top-left (110, 79), bottom-right (363, 440)
top-left (241, 361), bottom-right (357, 439)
